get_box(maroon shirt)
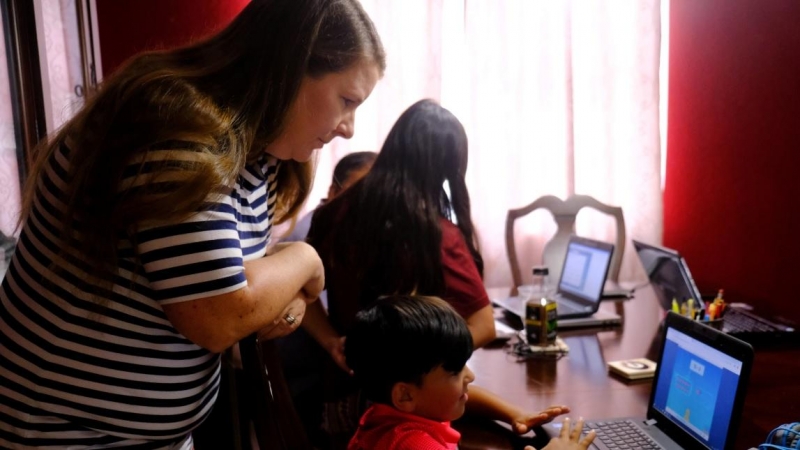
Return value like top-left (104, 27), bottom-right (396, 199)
top-left (318, 216), bottom-right (489, 335)
top-left (309, 203), bottom-right (489, 400)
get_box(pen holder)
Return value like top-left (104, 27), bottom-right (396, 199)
top-left (699, 318), bottom-right (723, 330)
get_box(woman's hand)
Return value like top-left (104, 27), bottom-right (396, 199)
top-left (525, 418), bottom-right (596, 450)
top-left (164, 241), bottom-right (325, 352)
top-left (257, 297), bottom-right (307, 340)
top-left (511, 405), bottom-right (571, 434)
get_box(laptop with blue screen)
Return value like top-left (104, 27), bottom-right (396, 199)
top-left (544, 312), bottom-right (754, 450)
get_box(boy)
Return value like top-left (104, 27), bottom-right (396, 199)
top-left (345, 295), bottom-right (596, 450)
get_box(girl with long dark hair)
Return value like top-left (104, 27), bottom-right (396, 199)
top-left (303, 99), bottom-right (497, 445)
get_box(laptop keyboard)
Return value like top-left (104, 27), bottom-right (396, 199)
top-left (557, 299), bottom-right (585, 315)
top-left (585, 419), bottom-right (664, 450)
top-left (723, 309), bottom-right (779, 333)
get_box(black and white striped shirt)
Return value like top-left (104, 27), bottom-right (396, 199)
top-left (0, 144), bottom-right (279, 449)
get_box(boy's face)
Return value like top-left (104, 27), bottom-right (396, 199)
top-left (409, 364), bottom-right (475, 422)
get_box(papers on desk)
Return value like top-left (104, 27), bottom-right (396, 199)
top-left (493, 319), bottom-right (518, 340)
top-left (528, 337), bottom-right (569, 355)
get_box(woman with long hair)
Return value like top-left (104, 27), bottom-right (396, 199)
top-left (0, 0), bottom-right (384, 448)
top-left (304, 99), bottom-right (497, 445)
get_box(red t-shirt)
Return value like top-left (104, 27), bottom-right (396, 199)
top-left (438, 218), bottom-right (491, 319)
top-left (348, 403), bottom-right (460, 450)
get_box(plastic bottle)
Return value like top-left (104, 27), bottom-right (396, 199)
top-left (525, 266), bottom-right (558, 346)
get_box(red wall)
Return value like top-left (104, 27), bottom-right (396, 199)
top-left (665, 0), bottom-right (800, 321)
top-left (96, 0), bottom-right (250, 76)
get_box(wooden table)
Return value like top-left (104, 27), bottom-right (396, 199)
top-left (455, 286), bottom-right (800, 450)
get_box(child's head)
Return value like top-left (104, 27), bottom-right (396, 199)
top-left (345, 295), bottom-right (475, 422)
top-left (328, 151), bottom-right (377, 198)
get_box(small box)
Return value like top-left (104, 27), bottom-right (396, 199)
top-left (608, 358), bottom-right (657, 380)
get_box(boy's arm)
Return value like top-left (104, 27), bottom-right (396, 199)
top-left (301, 300), bottom-right (351, 373)
top-left (465, 385), bottom-right (570, 434)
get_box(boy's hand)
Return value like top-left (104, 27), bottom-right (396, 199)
top-left (512, 405), bottom-right (570, 434)
top-left (326, 335), bottom-right (353, 375)
top-left (525, 417), bottom-right (596, 450)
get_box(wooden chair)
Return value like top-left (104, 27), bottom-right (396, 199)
top-left (239, 334), bottom-right (312, 450)
top-left (505, 194), bottom-right (626, 296)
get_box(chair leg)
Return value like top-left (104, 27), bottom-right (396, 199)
top-left (614, 300), bottom-right (625, 323)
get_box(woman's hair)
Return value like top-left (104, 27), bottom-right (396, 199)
top-left (310, 99), bottom-right (482, 306)
top-left (21, 0), bottom-right (385, 282)
top-left (345, 295), bottom-right (473, 405)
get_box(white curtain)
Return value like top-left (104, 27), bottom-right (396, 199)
top-left (305, 0), bottom-right (664, 288)
top-left (0, 0), bottom-right (86, 238)
top-left (0, 18), bottom-right (21, 239)
top-left (2, 1), bottom-right (664, 288)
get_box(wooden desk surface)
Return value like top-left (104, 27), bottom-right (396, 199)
top-left (455, 286), bottom-right (800, 450)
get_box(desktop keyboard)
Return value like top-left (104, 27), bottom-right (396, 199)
top-left (584, 419), bottom-right (664, 450)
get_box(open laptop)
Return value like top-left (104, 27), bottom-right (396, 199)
top-left (545, 312), bottom-right (754, 450)
top-left (494, 235), bottom-right (621, 329)
top-left (633, 240), bottom-right (798, 347)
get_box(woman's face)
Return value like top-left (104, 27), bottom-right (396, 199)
top-left (267, 59), bottom-right (381, 162)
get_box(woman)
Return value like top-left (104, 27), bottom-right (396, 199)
top-left (303, 99), bottom-right (497, 445)
top-left (0, 0), bottom-right (385, 448)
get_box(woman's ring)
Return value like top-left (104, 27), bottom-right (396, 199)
top-left (284, 314), bottom-right (296, 325)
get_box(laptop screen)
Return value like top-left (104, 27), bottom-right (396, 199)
top-left (634, 240), bottom-right (702, 311)
top-left (557, 239), bottom-right (612, 303)
top-left (651, 324), bottom-right (745, 450)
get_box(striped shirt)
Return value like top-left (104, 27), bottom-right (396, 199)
top-left (0, 143), bottom-right (279, 448)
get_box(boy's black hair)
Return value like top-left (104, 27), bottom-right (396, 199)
top-left (345, 295), bottom-right (474, 405)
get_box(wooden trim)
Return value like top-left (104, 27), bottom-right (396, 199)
top-left (1, 0), bottom-right (48, 186)
top-left (75, 0), bottom-right (98, 97)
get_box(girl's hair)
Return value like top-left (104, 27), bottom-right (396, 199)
top-left (345, 295), bottom-right (473, 405)
top-left (310, 99), bottom-right (482, 307)
top-left (20, 0), bottom-right (385, 282)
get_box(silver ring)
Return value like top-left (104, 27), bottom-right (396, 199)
top-left (284, 314), bottom-right (296, 325)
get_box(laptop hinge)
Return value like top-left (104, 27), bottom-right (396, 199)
top-left (645, 419), bottom-right (657, 426)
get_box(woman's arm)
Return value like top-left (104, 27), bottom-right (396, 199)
top-left (466, 385), bottom-right (569, 434)
top-left (464, 304), bottom-right (497, 348)
top-left (162, 241), bottom-right (324, 352)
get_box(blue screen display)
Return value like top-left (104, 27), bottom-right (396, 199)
top-left (652, 328), bottom-right (742, 450)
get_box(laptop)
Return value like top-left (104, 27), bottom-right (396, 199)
top-left (545, 312), bottom-right (754, 450)
top-left (633, 240), bottom-right (798, 347)
top-left (494, 235), bottom-right (621, 329)
top-left (552, 236), bottom-right (615, 319)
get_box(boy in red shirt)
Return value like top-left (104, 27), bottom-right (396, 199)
top-left (345, 295), bottom-right (596, 450)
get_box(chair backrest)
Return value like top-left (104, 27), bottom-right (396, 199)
top-left (239, 334), bottom-right (312, 450)
top-left (505, 194), bottom-right (626, 295)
